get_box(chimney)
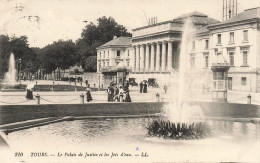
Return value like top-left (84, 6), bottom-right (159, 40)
top-left (113, 36), bottom-right (117, 39)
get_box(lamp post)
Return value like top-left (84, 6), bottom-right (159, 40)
top-left (19, 58), bottom-right (22, 85)
top-left (98, 63), bottom-right (101, 91)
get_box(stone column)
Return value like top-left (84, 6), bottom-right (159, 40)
top-left (156, 42), bottom-right (161, 71)
top-left (150, 43), bottom-right (155, 71)
top-left (131, 46), bottom-right (136, 72)
top-left (167, 41), bottom-right (173, 71)
top-left (161, 41), bottom-right (166, 71)
top-left (145, 44), bottom-right (150, 71)
top-left (136, 45), bottom-right (140, 72)
top-left (140, 45), bottom-right (145, 71)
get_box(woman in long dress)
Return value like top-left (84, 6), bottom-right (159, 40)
top-left (26, 84), bottom-right (34, 100)
top-left (124, 86), bottom-right (131, 102)
top-left (86, 84), bottom-right (92, 102)
top-left (143, 82), bottom-right (147, 93)
top-left (139, 81), bottom-right (143, 93)
top-left (26, 88), bottom-right (33, 100)
top-left (107, 86), bottom-right (111, 101)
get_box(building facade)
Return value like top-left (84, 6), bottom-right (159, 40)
top-left (191, 7), bottom-right (260, 92)
top-left (97, 12), bottom-right (219, 87)
top-left (97, 8), bottom-right (260, 92)
top-left (96, 36), bottom-right (132, 87)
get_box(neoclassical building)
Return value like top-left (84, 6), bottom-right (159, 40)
top-left (97, 12), bottom-right (219, 87)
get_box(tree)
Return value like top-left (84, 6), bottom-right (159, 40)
top-left (39, 40), bottom-right (78, 74)
top-left (0, 35), bottom-right (38, 79)
top-left (84, 56), bottom-right (97, 72)
top-left (76, 16), bottom-right (131, 71)
top-left (0, 35), bottom-right (11, 78)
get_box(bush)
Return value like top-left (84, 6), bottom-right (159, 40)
top-left (147, 119), bottom-right (211, 140)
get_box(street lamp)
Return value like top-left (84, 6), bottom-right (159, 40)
top-left (98, 63), bottom-right (101, 91)
top-left (19, 58), bottom-right (22, 85)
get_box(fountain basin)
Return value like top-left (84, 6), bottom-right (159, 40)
top-left (0, 84), bottom-right (26, 91)
top-left (1, 117), bottom-right (259, 162)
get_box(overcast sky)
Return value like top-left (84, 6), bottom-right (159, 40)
top-left (0, 0), bottom-right (260, 48)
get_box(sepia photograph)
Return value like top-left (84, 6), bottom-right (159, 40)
top-left (0, 0), bottom-right (260, 162)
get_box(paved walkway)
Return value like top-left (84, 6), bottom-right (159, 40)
top-left (0, 80), bottom-right (260, 105)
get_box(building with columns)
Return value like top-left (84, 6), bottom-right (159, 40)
top-left (129, 12), bottom-right (219, 86)
top-left (97, 8), bottom-right (260, 92)
top-left (97, 12), bottom-right (219, 87)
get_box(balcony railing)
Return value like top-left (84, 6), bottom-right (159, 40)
top-left (133, 67), bottom-right (172, 73)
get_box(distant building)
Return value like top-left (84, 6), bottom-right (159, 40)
top-left (96, 36), bottom-right (132, 87)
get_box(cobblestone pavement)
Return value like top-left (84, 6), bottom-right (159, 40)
top-left (0, 80), bottom-right (259, 105)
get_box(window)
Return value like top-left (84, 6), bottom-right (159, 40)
top-left (205, 55), bottom-right (209, 68)
top-left (127, 62), bottom-right (129, 67)
top-left (243, 30), bottom-right (248, 41)
top-left (103, 51), bottom-right (105, 58)
top-left (192, 41), bottom-right (195, 50)
top-left (205, 40), bottom-right (209, 49)
top-left (241, 77), bottom-right (247, 85)
top-left (127, 50), bottom-right (129, 57)
top-left (230, 32), bottom-right (234, 42)
top-left (117, 50), bottom-right (120, 57)
top-left (107, 62), bottom-right (109, 66)
top-left (243, 51), bottom-right (248, 66)
top-left (190, 54), bottom-right (196, 68)
top-left (213, 72), bottom-right (224, 80)
top-left (229, 52), bottom-right (234, 66)
top-left (99, 52), bottom-right (101, 58)
top-left (217, 34), bottom-right (221, 44)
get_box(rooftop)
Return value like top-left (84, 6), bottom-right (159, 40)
top-left (209, 7), bottom-right (260, 27)
top-left (133, 11), bottom-right (219, 31)
top-left (97, 37), bottom-right (132, 49)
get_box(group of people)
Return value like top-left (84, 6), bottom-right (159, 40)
top-left (139, 81), bottom-right (148, 93)
top-left (107, 82), bottom-right (131, 102)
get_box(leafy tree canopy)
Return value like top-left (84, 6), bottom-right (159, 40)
top-left (39, 40), bottom-right (78, 73)
top-left (76, 16), bottom-right (131, 71)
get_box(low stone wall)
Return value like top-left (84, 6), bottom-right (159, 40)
top-left (0, 102), bottom-right (164, 125)
top-left (0, 101), bottom-right (260, 126)
top-left (187, 101), bottom-right (260, 118)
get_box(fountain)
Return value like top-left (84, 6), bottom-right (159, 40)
top-left (0, 53), bottom-right (26, 91)
top-left (147, 18), bottom-right (210, 139)
top-left (3, 53), bottom-right (17, 84)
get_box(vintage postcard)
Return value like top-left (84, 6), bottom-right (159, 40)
top-left (0, 0), bottom-right (260, 162)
